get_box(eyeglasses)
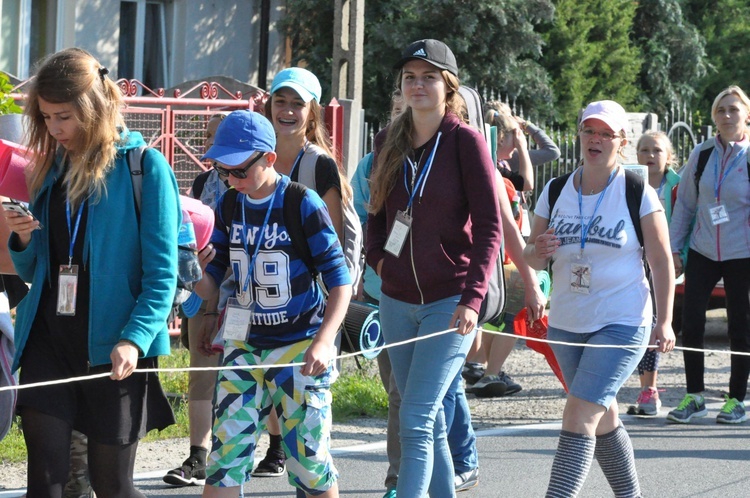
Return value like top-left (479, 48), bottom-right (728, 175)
top-left (212, 152), bottom-right (266, 179)
top-left (580, 128), bottom-right (621, 141)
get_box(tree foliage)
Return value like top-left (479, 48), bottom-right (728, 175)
top-left (681, 0), bottom-right (750, 122)
top-left (631, 0), bottom-right (707, 116)
top-left (277, 0), bottom-right (728, 132)
top-left (539, 0), bottom-right (642, 129)
top-left (280, 0), bottom-right (555, 124)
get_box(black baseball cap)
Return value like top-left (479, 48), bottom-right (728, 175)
top-left (394, 39), bottom-right (458, 76)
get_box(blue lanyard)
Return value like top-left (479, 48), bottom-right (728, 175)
top-left (577, 167), bottom-right (617, 254)
top-left (403, 132), bottom-right (442, 210)
top-left (65, 198), bottom-right (85, 267)
top-left (289, 144), bottom-right (308, 179)
top-left (713, 148), bottom-right (744, 200)
top-left (656, 174), bottom-right (667, 199)
top-left (239, 185), bottom-right (278, 294)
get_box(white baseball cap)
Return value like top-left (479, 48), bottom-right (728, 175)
top-left (581, 100), bottom-right (628, 133)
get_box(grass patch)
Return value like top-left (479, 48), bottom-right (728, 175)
top-left (143, 345), bottom-right (190, 442)
top-left (0, 420), bottom-right (26, 464)
top-left (331, 368), bottom-right (388, 421)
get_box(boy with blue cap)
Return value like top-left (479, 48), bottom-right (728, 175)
top-left (194, 110), bottom-right (351, 498)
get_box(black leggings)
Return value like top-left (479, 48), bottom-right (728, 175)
top-left (21, 407), bottom-right (145, 498)
top-left (681, 250), bottom-right (750, 400)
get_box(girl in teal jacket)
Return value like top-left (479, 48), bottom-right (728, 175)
top-left (628, 130), bottom-right (681, 416)
top-left (3, 48), bottom-right (179, 497)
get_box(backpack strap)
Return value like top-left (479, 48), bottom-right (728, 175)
top-left (297, 144), bottom-right (320, 192)
top-left (282, 182), bottom-right (317, 277)
top-left (220, 188), bottom-right (241, 233)
top-left (220, 184), bottom-right (317, 277)
top-left (694, 137), bottom-right (716, 191)
top-left (548, 170), bottom-right (644, 247)
top-left (126, 145), bottom-right (148, 220)
top-left (623, 169), bottom-right (645, 248)
top-left (693, 137), bottom-right (750, 192)
top-left (547, 172), bottom-right (573, 218)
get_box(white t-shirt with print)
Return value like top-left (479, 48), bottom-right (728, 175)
top-left (535, 169), bottom-right (663, 333)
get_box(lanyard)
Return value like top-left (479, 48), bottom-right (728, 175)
top-left (402, 132), bottom-right (442, 211)
top-left (65, 198), bottom-right (85, 267)
top-left (577, 167), bottom-right (617, 254)
top-left (656, 174), bottom-right (667, 199)
top-left (713, 148), bottom-right (744, 200)
top-left (289, 143), bottom-right (308, 179)
top-left (239, 185), bottom-right (278, 294)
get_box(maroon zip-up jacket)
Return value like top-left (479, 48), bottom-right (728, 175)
top-left (366, 112), bottom-right (501, 313)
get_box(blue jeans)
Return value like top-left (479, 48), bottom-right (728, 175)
top-left (444, 370), bottom-right (478, 474)
top-left (380, 294), bottom-right (475, 498)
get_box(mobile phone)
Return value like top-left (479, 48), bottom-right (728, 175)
top-left (2, 200), bottom-right (43, 230)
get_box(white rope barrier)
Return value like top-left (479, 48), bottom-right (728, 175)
top-left (1, 324), bottom-right (745, 394)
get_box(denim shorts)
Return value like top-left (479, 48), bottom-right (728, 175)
top-left (548, 324), bottom-right (648, 409)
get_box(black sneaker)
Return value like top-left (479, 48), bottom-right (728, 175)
top-left (163, 456), bottom-right (207, 486)
top-left (252, 448), bottom-right (286, 477)
top-left (497, 371), bottom-right (522, 395)
top-left (462, 362), bottom-right (485, 385)
top-left (471, 375), bottom-right (508, 398)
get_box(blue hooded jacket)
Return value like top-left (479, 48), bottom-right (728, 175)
top-left (9, 131), bottom-right (180, 371)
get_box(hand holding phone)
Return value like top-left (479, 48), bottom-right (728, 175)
top-left (2, 199), bottom-right (43, 230)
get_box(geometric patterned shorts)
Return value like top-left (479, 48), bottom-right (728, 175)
top-left (206, 338), bottom-right (339, 494)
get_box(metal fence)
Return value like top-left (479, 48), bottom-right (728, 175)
top-left (11, 78), bottom-right (346, 194)
top-left (362, 95), bottom-right (710, 211)
top-left (660, 102), bottom-right (711, 172)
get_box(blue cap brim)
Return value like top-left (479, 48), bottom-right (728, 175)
top-left (201, 145), bottom-right (257, 166)
top-left (270, 81), bottom-right (316, 103)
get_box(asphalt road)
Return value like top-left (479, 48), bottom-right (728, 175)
top-left (22, 411), bottom-right (744, 498)
top-left (1, 311), bottom-right (746, 497)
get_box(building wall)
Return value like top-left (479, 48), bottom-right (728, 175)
top-left (3, 0), bottom-right (289, 92)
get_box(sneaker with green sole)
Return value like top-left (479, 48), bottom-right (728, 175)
top-left (382, 487), bottom-right (397, 498)
top-left (666, 393), bottom-right (708, 424)
top-left (716, 396), bottom-right (748, 424)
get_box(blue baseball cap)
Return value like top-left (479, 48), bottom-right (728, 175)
top-left (201, 110), bottom-right (276, 166)
top-left (270, 67), bottom-right (321, 103)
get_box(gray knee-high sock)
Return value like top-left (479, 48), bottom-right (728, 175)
top-left (594, 425), bottom-right (641, 498)
top-left (546, 430), bottom-right (596, 498)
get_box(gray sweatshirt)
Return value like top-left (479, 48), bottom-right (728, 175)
top-left (669, 136), bottom-right (750, 261)
top-left (507, 123), bottom-right (561, 170)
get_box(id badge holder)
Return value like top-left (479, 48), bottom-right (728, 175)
top-left (222, 296), bottom-right (255, 342)
top-left (384, 210), bottom-right (412, 257)
top-left (707, 201), bottom-right (729, 225)
top-left (570, 253), bottom-right (592, 295)
top-left (57, 265), bottom-right (79, 316)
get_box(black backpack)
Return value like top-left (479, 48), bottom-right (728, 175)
top-left (221, 183), bottom-right (317, 276)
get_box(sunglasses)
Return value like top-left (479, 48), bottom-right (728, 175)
top-left (212, 152), bottom-right (266, 179)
